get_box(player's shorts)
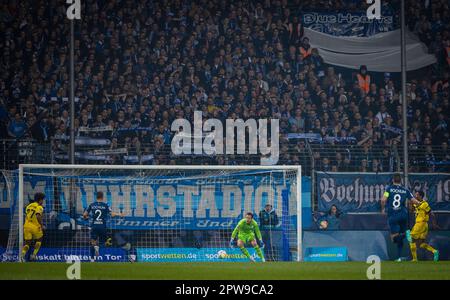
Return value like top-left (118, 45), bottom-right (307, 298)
top-left (90, 227), bottom-right (107, 244)
top-left (410, 222), bottom-right (428, 240)
top-left (388, 213), bottom-right (408, 235)
top-left (238, 233), bottom-right (256, 244)
top-left (24, 223), bottom-right (43, 241)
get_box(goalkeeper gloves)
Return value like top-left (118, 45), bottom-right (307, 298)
top-left (229, 238), bottom-right (235, 248)
top-left (259, 240), bottom-right (265, 249)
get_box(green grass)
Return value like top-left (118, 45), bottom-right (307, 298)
top-left (0, 261), bottom-right (449, 280)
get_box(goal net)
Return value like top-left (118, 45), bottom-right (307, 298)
top-left (2, 165), bottom-right (302, 262)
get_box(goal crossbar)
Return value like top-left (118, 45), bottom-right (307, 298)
top-left (19, 164), bottom-right (301, 171)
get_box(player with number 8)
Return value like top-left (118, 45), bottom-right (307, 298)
top-left (381, 173), bottom-right (417, 261)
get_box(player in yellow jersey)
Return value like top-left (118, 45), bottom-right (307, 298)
top-left (21, 192), bottom-right (45, 262)
top-left (406, 191), bottom-right (439, 262)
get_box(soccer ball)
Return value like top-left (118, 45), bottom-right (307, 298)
top-left (218, 250), bottom-right (227, 259)
top-left (319, 220), bottom-right (328, 229)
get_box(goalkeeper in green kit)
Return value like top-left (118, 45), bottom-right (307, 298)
top-left (229, 212), bottom-right (265, 262)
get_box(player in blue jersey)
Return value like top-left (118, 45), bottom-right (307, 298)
top-left (380, 173), bottom-right (416, 261)
top-left (83, 191), bottom-right (123, 261)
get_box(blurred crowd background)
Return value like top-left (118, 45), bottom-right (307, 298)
top-left (0, 0), bottom-right (449, 174)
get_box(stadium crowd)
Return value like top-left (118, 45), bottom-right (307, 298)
top-left (0, 0), bottom-right (449, 172)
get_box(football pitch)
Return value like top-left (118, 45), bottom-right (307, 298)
top-left (0, 261), bottom-right (449, 280)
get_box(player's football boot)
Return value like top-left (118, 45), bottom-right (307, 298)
top-left (29, 254), bottom-right (36, 261)
top-left (261, 257), bottom-right (266, 262)
top-left (433, 250), bottom-right (439, 262)
top-left (405, 230), bottom-right (412, 243)
top-left (249, 257), bottom-right (256, 262)
top-left (395, 257), bottom-right (403, 262)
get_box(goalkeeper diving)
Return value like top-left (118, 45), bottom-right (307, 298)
top-left (229, 212), bottom-right (265, 262)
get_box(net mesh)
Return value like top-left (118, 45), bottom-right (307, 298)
top-left (2, 166), bottom-right (300, 262)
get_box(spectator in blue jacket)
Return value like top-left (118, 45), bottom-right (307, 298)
top-left (8, 113), bottom-right (28, 138)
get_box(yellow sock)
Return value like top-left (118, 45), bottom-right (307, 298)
top-left (33, 241), bottom-right (42, 256)
top-left (420, 243), bottom-right (436, 254)
top-left (21, 244), bottom-right (30, 257)
top-left (409, 243), bottom-right (417, 261)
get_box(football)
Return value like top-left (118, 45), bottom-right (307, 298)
top-left (218, 250), bottom-right (227, 259)
top-left (319, 220), bottom-right (329, 229)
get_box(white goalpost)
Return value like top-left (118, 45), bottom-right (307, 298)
top-left (5, 164), bottom-right (302, 262)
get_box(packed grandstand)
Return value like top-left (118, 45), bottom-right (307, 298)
top-left (0, 0), bottom-right (449, 173)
